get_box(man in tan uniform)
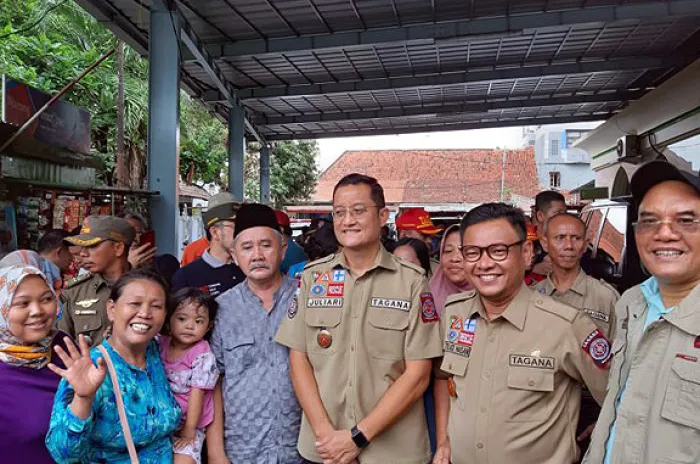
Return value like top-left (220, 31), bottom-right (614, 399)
top-left (534, 212), bottom-right (620, 459)
top-left (59, 215), bottom-right (133, 346)
top-left (584, 160), bottom-right (700, 464)
top-left (433, 203), bottom-right (610, 464)
top-left (534, 212), bottom-right (619, 337)
top-left (276, 173), bottom-right (442, 464)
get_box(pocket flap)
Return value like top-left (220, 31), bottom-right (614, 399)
top-left (671, 357), bottom-right (700, 383)
top-left (507, 368), bottom-right (554, 392)
top-left (440, 354), bottom-right (469, 377)
top-left (368, 308), bottom-right (410, 330)
top-left (225, 336), bottom-right (255, 350)
top-left (305, 308), bottom-right (342, 328)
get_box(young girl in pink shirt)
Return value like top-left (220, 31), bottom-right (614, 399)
top-left (159, 288), bottom-right (220, 464)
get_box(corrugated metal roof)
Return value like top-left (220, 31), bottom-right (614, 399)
top-left (75, 0), bottom-right (700, 140)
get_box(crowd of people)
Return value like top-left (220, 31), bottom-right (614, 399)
top-left (0, 158), bottom-right (698, 464)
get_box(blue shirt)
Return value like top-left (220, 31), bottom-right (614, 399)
top-left (603, 277), bottom-right (674, 463)
top-left (46, 340), bottom-right (181, 463)
top-left (211, 276), bottom-right (302, 463)
top-left (281, 237), bottom-right (308, 274)
top-left (287, 260), bottom-right (308, 281)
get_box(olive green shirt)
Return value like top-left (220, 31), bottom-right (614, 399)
top-left (58, 273), bottom-right (112, 347)
top-left (276, 246), bottom-right (442, 464)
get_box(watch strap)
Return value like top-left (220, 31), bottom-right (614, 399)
top-left (351, 425), bottom-right (369, 449)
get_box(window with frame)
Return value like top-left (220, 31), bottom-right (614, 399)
top-left (549, 172), bottom-right (561, 188)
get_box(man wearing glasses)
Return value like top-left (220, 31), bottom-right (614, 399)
top-left (276, 173), bottom-right (442, 464)
top-left (172, 192), bottom-right (245, 297)
top-left (584, 161), bottom-right (700, 464)
top-left (432, 203), bottom-right (609, 464)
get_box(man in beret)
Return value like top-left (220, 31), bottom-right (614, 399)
top-left (59, 215), bottom-right (134, 347)
top-left (209, 203), bottom-right (302, 463)
top-left (171, 192), bottom-right (245, 298)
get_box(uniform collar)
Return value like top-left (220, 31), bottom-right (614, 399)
top-left (336, 244), bottom-right (397, 273)
top-left (544, 268), bottom-right (586, 296)
top-left (93, 273), bottom-right (111, 290)
top-left (664, 281), bottom-right (700, 336)
top-left (468, 284), bottom-right (531, 331)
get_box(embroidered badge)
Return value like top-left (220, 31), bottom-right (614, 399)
top-left (463, 318), bottom-right (477, 333)
top-left (288, 297), bottom-right (298, 319)
top-left (695, 336), bottom-right (700, 349)
top-left (312, 271), bottom-right (321, 281)
top-left (332, 269), bottom-right (346, 283)
top-left (420, 292), bottom-right (439, 323)
top-left (450, 315), bottom-right (463, 331)
top-left (327, 283), bottom-right (344, 297)
top-left (76, 298), bottom-right (99, 308)
top-left (444, 341), bottom-right (471, 357)
top-left (582, 329), bottom-right (612, 369)
top-left (583, 309), bottom-right (610, 323)
top-left (447, 329), bottom-right (459, 343)
top-left (458, 331), bottom-right (474, 347)
top-left (509, 354), bottom-right (555, 369)
top-left (307, 298), bottom-right (343, 308)
top-left (676, 353), bottom-right (698, 363)
top-left (311, 284), bottom-right (326, 296)
top-left (370, 298), bottom-right (410, 311)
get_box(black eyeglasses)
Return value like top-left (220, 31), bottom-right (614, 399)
top-left (459, 240), bottom-right (525, 263)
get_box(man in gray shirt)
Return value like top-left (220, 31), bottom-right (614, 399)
top-left (210, 203), bottom-right (302, 463)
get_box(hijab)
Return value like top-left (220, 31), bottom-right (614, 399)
top-left (0, 250), bottom-right (63, 292)
top-left (0, 265), bottom-right (58, 369)
top-left (429, 224), bottom-right (472, 314)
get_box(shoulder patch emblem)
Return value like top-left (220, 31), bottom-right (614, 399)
top-left (288, 296), bottom-right (298, 319)
top-left (582, 328), bottom-right (612, 369)
top-left (420, 292), bottom-right (439, 323)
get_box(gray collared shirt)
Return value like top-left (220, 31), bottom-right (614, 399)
top-left (211, 276), bottom-right (302, 464)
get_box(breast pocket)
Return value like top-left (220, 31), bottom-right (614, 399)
top-left (223, 336), bottom-right (256, 378)
top-left (74, 314), bottom-right (103, 338)
top-left (661, 357), bottom-right (700, 430)
top-left (305, 308), bottom-right (342, 355)
top-left (505, 368), bottom-right (555, 422)
top-left (367, 308), bottom-right (409, 360)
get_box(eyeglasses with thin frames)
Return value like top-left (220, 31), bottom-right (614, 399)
top-left (459, 240), bottom-right (525, 263)
top-left (331, 205), bottom-right (379, 220)
top-left (632, 217), bottom-right (700, 235)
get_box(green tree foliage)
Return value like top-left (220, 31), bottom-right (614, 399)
top-left (0, 0), bottom-right (319, 202)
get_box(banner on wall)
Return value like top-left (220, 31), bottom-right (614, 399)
top-left (1, 76), bottom-right (91, 155)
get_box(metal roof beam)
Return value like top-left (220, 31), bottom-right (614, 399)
top-left (237, 55), bottom-right (687, 99)
top-left (254, 91), bottom-right (643, 125)
top-left (263, 114), bottom-right (607, 140)
top-left (177, 9), bottom-right (266, 144)
top-left (203, 0), bottom-right (700, 60)
top-left (74, 0), bottom-right (149, 54)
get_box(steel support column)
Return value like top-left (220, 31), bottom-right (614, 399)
top-left (147, 0), bottom-right (180, 256)
top-left (228, 102), bottom-right (246, 200)
top-left (260, 144), bottom-right (271, 205)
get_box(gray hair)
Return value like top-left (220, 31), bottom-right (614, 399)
top-left (232, 228), bottom-right (285, 248)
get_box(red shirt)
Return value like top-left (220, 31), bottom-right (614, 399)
top-left (180, 237), bottom-right (209, 267)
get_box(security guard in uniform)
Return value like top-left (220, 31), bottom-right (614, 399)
top-left (59, 215), bottom-right (133, 347)
top-left (533, 212), bottom-right (620, 459)
top-left (276, 173), bottom-right (442, 464)
top-left (433, 203), bottom-right (610, 464)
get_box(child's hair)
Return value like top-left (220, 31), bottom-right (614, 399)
top-left (163, 287), bottom-right (219, 337)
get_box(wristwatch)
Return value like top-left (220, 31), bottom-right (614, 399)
top-left (351, 425), bottom-right (370, 449)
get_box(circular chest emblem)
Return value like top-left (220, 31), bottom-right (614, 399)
top-left (317, 329), bottom-right (333, 349)
top-left (589, 337), bottom-right (610, 361)
top-left (448, 329), bottom-right (459, 343)
top-left (311, 284), bottom-right (326, 296)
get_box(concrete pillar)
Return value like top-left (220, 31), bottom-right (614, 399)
top-left (260, 144), bottom-right (271, 204)
top-left (228, 102), bottom-right (245, 200)
top-left (147, 0), bottom-right (180, 256)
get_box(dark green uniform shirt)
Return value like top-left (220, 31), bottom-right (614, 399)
top-left (58, 273), bottom-right (112, 347)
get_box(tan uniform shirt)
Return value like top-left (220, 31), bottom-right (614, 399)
top-left (534, 269), bottom-right (620, 338)
top-left (439, 285), bottom-right (610, 464)
top-left (276, 247), bottom-right (442, 464)
top-left (584, 284), bottom-right (700, 464)
top-left (58, 273), bottom-right (111, 347)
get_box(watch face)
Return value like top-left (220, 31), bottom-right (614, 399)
top-left (352, 427), bottom-right (369, 448)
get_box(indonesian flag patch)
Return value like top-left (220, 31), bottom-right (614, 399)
top-left (582, 328), bottom-right (612, 369)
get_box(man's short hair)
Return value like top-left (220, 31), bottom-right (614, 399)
top-left (37, 229), bottom-right (71, 255)
top-left (535, 190), bottom-right (566, 213)
top-left (542, 212), bottom-right (587, 236)
top-left (460, 203), bottom-right (527, 242)
top-left (333, 173), bottom-right (386, 209)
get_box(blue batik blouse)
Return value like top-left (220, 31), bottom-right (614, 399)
top-left (46, 339), bottom-right (181, 463)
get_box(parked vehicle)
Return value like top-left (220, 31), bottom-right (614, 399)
top-left (579, 197), bottom-right (647, 293)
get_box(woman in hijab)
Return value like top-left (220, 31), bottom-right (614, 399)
top-left (0, 249), bottom-right (64, 294)
top-left (0, 265), bottom-right (65, 463)
top-left (429, 224), bottom-right (472, 314)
